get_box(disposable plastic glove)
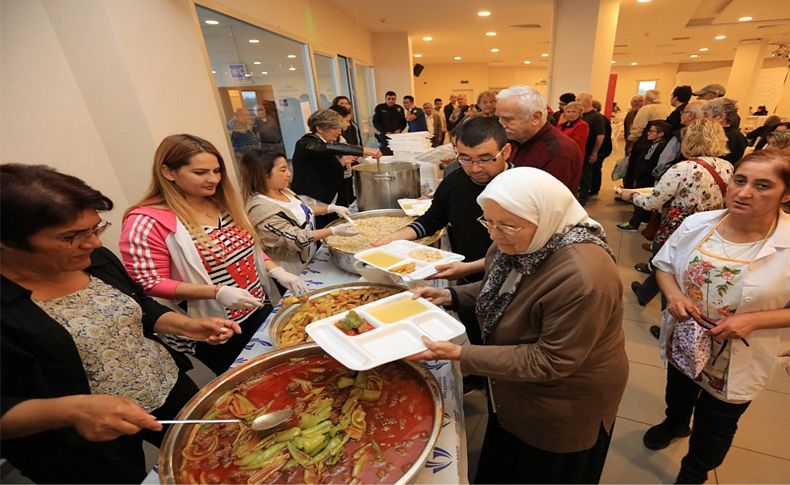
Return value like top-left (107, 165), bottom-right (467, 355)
top-left (326, 204), bottom-right (352, 219)
top-left (330, 223), bottom-right (361, 237)
top-left (269, 267), bottom-right (309, 296)
top-left (215, 286), bottom-right (263, 309)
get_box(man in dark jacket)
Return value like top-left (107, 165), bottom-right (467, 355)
top-left (372, 90), bottom-right (406, 155)
top-left (702, 97), bottom-right (747, 164)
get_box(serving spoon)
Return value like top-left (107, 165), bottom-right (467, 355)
top-left (159, 408), bottom-right (294, 432)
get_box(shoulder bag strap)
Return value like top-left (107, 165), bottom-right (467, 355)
top-left (691, 157), bottom-right (727, 197)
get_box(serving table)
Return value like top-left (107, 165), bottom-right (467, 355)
top-left (144, 244), bottom-right (469, 484)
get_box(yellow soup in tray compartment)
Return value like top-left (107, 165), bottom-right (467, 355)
top-left (368, 298), bottom-right (428, 324)
top-left (360, 251), bottom-right (402, 268)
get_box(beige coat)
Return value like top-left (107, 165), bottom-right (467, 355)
top-left (455, 243), bottom-right (629, 453)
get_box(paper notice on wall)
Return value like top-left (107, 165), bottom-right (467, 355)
top-left (299, 100), bottom-right (312, 133)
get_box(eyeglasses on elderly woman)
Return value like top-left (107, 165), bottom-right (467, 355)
top-left (476, 215), bottom-right (524, 235)
top-left (455, 145), bottom-right (506, 166)
top-left (50, 220), bottom-right (112, 246)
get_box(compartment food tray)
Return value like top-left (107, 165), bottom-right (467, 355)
top-left (305, 292), bottom-right (466, 370)
top-left (397, 198), bottom-right (432, 216)
top-left (353, 240), bottom-right (464, 280)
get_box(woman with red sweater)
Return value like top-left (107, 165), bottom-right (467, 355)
top-left (559, 101), bottom-right (589, 158)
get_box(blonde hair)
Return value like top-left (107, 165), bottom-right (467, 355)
top-left (126, 134), bottom-right (257, 245)
top-left (680, 119), bottom-right (729, 158)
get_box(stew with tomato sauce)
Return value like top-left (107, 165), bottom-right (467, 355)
top-left (178, 355), bottom-right (435, 484)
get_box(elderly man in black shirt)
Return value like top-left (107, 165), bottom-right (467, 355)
top-left (372, 90), bottom-right (406, 155)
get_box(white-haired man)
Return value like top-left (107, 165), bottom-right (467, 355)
top-left (495, 85), bottom-right (583, 196)
top-left (703, 97), bottom-right (747, 164)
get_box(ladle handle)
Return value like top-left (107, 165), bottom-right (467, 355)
top-left (158, 419), bottom-right (239, 425)
top-left (373, 175), bottom-right (396, 181)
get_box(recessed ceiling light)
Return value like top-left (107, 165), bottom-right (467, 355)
top-left (288, 66), bottom-right (296, 71)
top-left (738, 16), bottom-right (752, 22)
top-left (244, 73), bottom-right (251, 77)
top-left (690, 54), bottom-right (699, 58)
top-left (636, 0), bottom-right (651, 3)
top-left (715, 35), bottom-right (726, 40)
top-left (211, 70), bottom-right (216, 74)
top-left (630, 61), bottom-right (638, 65)
top-left (477, 11), bottom-right (491, 17)
top-left (414, 54), bottom-right (423, 58)
top-left (287, 54), bottom-right (296, 59)
top-left (204, 20), bottom-right (219, 25)
top-left (490, 48), bottom-right (500, 53)
top-left (261, 71), bottom-right (268, 75)
top-left (611, 60), bottom-right (616, 64)
top-left (453, 56), bottom-right (462, 60)
top-left (540, 53), bottom-right (548, 57)
top-left (699, 47), bottom-right (709, 52)
top-left (249, 39), bottom-right (260, 43)
top-left (253, 61), bottom-right (261, 65)
top-left (422, 36), bottom-right (433, 41)
top-left (486, 32), bottom-right (496, 36)
top-left (523, 60), bottom-right (531, 64)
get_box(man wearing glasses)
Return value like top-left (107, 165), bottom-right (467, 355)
top-left (372, 116), bottom-right (511, 350)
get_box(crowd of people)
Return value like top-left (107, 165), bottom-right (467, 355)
top-left (1, 80), bottom-right (788, 484)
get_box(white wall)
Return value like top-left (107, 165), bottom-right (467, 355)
top-left (371, 32), bottom-right (414, 103)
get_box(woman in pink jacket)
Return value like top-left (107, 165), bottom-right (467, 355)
top-left (120, 134), bottom-right (306, 374)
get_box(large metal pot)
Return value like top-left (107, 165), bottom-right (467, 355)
top-left (324, 209), bottom-right (443, 275)
top-left (157, 342), bottom-right (443, 484)
top-left (268, 281), bottom-right (406, 346)
top-left (353, 162), bottom-right (420, 211)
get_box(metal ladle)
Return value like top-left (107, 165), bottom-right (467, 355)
top-left (159, 407), bottom-right (294, 432)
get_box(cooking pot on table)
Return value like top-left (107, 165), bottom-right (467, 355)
top-left (353, 162), bottom-right (420, 211)
top-left (157, 342), bottom-right (443, 484)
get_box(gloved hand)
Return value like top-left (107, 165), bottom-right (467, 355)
top-left (330, 223), bottom-right (361, 237)
top-left (269, 267), bottom-right (309, 296)
top-left (215, 286), bottom-right (263, 309)
top-left (326, 204), bottom-right (352, 219)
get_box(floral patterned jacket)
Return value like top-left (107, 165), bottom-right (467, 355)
top-left (632, 156), bottom-right (732, 244)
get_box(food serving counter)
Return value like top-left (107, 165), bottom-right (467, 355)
top-left (143, 244), bottom-right (470, 484)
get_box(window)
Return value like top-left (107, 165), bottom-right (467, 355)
top-left (637, 80), bottom-right (657, 95)
top-left (314, 53), bottom-right (338, 108)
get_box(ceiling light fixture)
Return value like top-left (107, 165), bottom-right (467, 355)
top-left (453, 56), bottom-right (462, 60)
top-left (523, 60), bottom-right (531, 64)
top-left (249, 39), bottom-right (260, 43)
top-left (699, 47), bottom-right (709, 52)
top-left (477, 11), bottom-right (491, 17)
top-left (422, 36), bottom-right (433, 41)
top-left (287, 54), bottom-right (296, 59)
top-left (490, 48), bottom-right (500, 53)
top-left (630, 61), bottom-right (638, 65)
top-left (486, 32), bottom-right (496, 36)
top-left (690, 54), bottom-right (699, 58)
top-left (288, 66), bottom-right (296, 71)
top-left (715, 35), bottom-right (726, 40)
top-left (204, 20), bottom-right (219, 25)
top-left (261, 71), bottom-right (268, 74)
top-left (738, 16), bottom-right (752, 22)
top-left (611, 60), bottom-right (616, 64)
top-left (540, 53), bottom-right (548, 57)
top-left (253, 61), bottom-right (261, 65)
top-left (636, 0), bottom-right (651, 3)
top-left (211, 70), bottom-right (216, 73)
top-left (414, 54), bottom-right (423, 58)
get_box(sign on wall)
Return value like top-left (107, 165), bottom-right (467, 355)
top-left (229, 64), bottom-right (247, 80)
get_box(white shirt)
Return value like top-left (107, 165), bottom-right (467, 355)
top-left (262, 193), bottom-right (308, 226)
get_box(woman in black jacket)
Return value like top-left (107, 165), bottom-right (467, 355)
top-left (291, 109), bottom-right (381, 228)
top-left (0, 164), bottom-right (240, 483)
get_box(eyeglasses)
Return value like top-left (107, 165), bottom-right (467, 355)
top-left (53, 220), bottom-right (111, 245)
top-left (476, 215), bottom-right (523, 235)
top-left (455, 146), bottom-right (506, 166)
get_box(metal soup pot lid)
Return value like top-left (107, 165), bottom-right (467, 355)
top-left (353, 161), bottom-right (420, 173)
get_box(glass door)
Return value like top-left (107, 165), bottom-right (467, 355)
top-left (314, 53), bottom-right (338, 108)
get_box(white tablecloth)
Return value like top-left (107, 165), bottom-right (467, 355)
top-left (144, 245), bottom-right (469, 484)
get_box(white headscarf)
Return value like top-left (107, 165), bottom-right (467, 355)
top-left (476, 167), bottom-right (601, 253)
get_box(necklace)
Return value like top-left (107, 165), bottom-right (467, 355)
top-left (712, 214), bottom-right (775, 264)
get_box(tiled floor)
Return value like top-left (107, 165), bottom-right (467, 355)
top-left (463, 151), bottom-right (790, 484)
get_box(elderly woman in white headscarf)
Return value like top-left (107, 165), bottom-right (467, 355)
top-left (411, 167), bottom-right (629, 484)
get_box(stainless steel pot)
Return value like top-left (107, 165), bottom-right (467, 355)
top-left (157, 342), bottom-right (443, 484)
top-left (353, 162), bottom-right (420, 211)
top-left (268, 281), bottom-right (406, 346)
top-left (324, 209), bottom-right (443, 275)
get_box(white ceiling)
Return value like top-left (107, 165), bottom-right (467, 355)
top-left (328, 0), bottom-right (790, 66)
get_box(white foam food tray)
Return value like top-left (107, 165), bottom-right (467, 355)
top-left (354, 240), bottom-right (465, 280)
top-left (397, 198), bottom-right (432, 216)
top-left (305, 292), bottom-right (466, 370)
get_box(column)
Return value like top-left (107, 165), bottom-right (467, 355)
top-left (726, 40), bottom-right (769, 119)
top-left (371, 32), bottom-right (415, 101)
top-left (547, 0), bottom-right (620, 107)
